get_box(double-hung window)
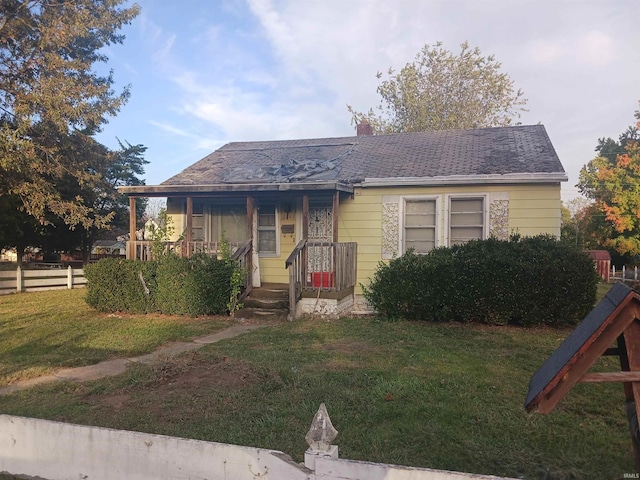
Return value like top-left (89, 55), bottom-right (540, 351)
top-left (257, 205), bottom-right (277, 256)
top-left (404, 199), bottom-right (437, 254)
top-left (449, 197), bottom-right (484, 245)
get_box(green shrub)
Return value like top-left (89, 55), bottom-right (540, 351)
top-left (363, 235), bottom-right (600, 327)
top-left (85, 253), bottom-right (235, 316)
top-left (84, 258), bottom-right (157, 313)
top-left (154, 253), bottom-right (233, 316)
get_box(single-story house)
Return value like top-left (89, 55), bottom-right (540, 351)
top-left (91, 240), bottom-right (126, 256)
top-left (120, 124), bottom-right (567, 317)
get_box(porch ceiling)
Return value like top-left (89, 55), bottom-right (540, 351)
top-left (119, 182), bottom-right (354, 197)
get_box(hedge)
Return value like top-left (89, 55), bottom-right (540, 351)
top-left (154, 253), bottom-right (233, 316)
top-left (84, 253), bottom-right (234, 316)
top-left (363, 235), bottom-right (600, 327)
top-left (84, 258), bottom-right (157, 313)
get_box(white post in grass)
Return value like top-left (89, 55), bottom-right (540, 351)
top-left (304, 403), bottom-right (339, 470)
top-left (67, 265), bottom-right (73, 289)
top-left (16, 266), bottom-right (22, 293)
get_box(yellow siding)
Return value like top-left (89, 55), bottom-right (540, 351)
top-left (166, 198), bottom-right (184, 241)
top-left (259, 257), bottom-right (289, 284)
top-left (259, 207), bottom-right (297, 285)
top-left (509, 185), bottom-right (561, 236)
top-left (338, 183), bottom-right (562, 294)
top-left (166, 183), bottom-right (562, 289)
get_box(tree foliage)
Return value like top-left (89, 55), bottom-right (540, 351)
top-left (348, 41), bottom-right (528, 134)
top-left (578, 103), bottom-right (640, 256)
top-left (561, 198), bottom-right (594, 249)
top-left (0, 137), bottom-right (148, 264)
top-left (69, 139), bottom-right (149, 262)
top-left (0, 0), bottom-right (139, 227)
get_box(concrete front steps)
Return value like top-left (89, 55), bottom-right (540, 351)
top-left (236, 283), bottom-right (289, 320)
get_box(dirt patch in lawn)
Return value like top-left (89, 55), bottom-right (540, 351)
top-left (89, 352), bottom-right (269, 411)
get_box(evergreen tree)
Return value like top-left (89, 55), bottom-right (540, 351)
top-left (0, 0), bottom-right (139, 227)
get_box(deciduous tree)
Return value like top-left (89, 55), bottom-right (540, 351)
top-left (560, 197), bottom-right (608, 251)
top-left (578, 103), bottom-right (640, 256)
top-left (348, 41), bottom-right (527, 133)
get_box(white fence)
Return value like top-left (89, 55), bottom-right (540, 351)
top-left (0, 414), bottom-right (513, 480)
top-left (611, 265), bottom-right (640, 283)
top-left (0, 266), bottom-right (85, 295)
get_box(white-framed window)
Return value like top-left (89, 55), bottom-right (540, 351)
top-left (257, 204), bottom-right (278, 256)
top-left (447, 196), bottom-right (486, 246)
top-left (401, 196), bottom-right (439, 254)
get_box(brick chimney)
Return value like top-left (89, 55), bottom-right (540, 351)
top-left (356, 121), bottom-right (373, 136)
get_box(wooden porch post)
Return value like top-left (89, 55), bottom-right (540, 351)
top-left (302, 195), bottom-right (309, 239)
top-left (332, 191), bottom-right (339, 288)
top-left (332, 191), bottom-right (339, 242)
top-left (186, 196), bottom-right (193, 256)
top-left (129, 196), bottom-right (136, 259)
top-left (246, 196), bottom-right (254, 287)
top-left (302, 195), bottom-right (309, 288)
top-left (246, 196), bottom-right (254, 241)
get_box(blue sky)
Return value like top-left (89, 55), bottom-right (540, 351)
top-left (96, 0), bottom-right (640, 201)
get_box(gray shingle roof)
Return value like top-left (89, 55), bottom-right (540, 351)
top-left (162, 125), bottom-right (565, 186)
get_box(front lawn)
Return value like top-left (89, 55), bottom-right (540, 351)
top-left (0, 313), bottom-right (632, 479)
top-left (0, 289), bottom-right (231, 385)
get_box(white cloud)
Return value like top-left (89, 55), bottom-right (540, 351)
top-left (528, 40), bottom-right (566, 64)
top-left (153, 34), bottom-right (176, 63)
top-left (576, 31), bottom-right (617, 67)
top-left (148, 120), bottom-right (193, 138)
top-left (138, 13), bottom-right (163, 43)
top-left (526, 30), bottom-right (617, 68)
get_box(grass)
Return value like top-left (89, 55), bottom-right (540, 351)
top-left (0, 283), bottom-right (630, 479)
top-left (0, 311), bottom-right (634, 479)
top-left (0, 289), bottom-right (231, 385)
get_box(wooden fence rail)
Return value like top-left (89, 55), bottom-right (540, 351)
top-left (0, 267), bottom-right (85, 295)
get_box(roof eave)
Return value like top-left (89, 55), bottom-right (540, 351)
top-left (119, 182), bottom-right (354, 197)
top-left (360, 172), bottom-right (568, 187)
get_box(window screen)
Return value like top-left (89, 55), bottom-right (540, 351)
top-left (404, 199), bottom-right (436, 253)
top-left (257, 205), bottom-right (277, 254)
top-left (450, 198), bottom-right (484, 245)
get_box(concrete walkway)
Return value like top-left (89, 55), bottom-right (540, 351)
top-left (0, 323), bottom-right (269, 396)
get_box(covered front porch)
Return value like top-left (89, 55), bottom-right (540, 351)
top-left (121, 182), bottom-right (358, 319)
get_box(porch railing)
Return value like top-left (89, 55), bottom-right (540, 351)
top-left (127, 239), bottom-right (253, 298)
top-left (127, 241), bottom-right (244, 261)
top-left (231, 240), bottom-right (253, 300)
top-left (285, 240), bottom-right (357, 319)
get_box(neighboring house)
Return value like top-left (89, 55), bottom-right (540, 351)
top-left (91, 240), bottom-right (126, 256)
top-left (143, 217), bottom-right (161, 240)
top-left (120, 124), bottom-right (567, 316)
